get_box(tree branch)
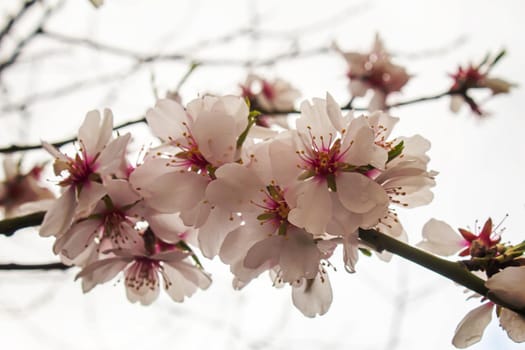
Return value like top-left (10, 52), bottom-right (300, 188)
top-left (0, 211), bottom-right (45, 236)
top-left (0, 90), bottom-right (457, 154)
top-left (0, 262), bottom-right (70, 270)
top-left (358, 228), bottom-right (525, 317)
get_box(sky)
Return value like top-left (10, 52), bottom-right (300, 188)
top-left (1, 0), bottom-right (524, 349)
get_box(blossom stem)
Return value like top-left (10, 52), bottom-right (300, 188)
top-left (358, 228), bottom-right (525, 317)
top-left (0, 211), bottom-right (45, 236)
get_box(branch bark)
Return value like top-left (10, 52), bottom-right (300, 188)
top-left (358, 228), bottom-right (525, 317)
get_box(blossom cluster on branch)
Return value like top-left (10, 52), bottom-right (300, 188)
top-left (0, 31), bottom-right (522, 348)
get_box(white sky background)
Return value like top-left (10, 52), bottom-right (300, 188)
top-left (1, 0), bottom-right (525, 349)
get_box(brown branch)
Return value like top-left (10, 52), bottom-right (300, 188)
top-left (0, 211), bottom-right (45, 236)
top-left (0, 262), bottom-right (70, 270)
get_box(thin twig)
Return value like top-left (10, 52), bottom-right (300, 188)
top-left (0, 89), bottom-right (457, 153)
top-left (0, 0), bottom-right (64, 75)
top-left (0, 0), bottom-right (39, 46)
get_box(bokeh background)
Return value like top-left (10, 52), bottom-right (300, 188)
top-left (1, 0), bottom-right (524, 349)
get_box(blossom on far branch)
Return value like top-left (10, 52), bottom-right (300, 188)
top-left (417, 217), bottom-right (525, 347)
top-left (0, 156), bottom-right (54, 218)
top-left (335, 34), bottom-right (410, 111)
top-left (240, 73), bottom-right (300, 128)
top-left (448, 50), bottom-right (516, 116)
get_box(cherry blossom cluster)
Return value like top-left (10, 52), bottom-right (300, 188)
top-left (419, 218), bottom-right (525, 347)
top-left (32, 91), bottom-right (434, 315)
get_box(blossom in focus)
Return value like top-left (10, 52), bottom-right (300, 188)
top-left (39, 109), bottom-right (131, 238)
top-left (132, 95), bottom-right (253, 257)
top-left (77, 242), bottom-right (211, 305)
top-left (208, 139), bottom-right (336, 316)
top-left (289, 94), bottom-right (390, 236)
top-left (448, 50), bottom-right (516, 116)
top-left (53, 178), bottom-right (144, 266)
top-left (335, 34), bottom-right (410, 111)
top-left (0, 156), bottom-right (54, 218)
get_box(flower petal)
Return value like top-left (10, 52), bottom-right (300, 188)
top-left (417, 218), bottom-right (466, 256)
top-left (452, 303), bottom-right (493, 348)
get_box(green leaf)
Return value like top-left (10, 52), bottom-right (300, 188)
top-left (236, 119), bottom-right (256, 149)
top-left (387, 141), bottom-right (404, 163)
top-left (278, 221), bottom-right (288, 236)
top-left (327, 173), bottom-right (337, 192)
top-left (298, 170), bottom-right (315, 180)
top-left (358, 247), bottom-right (372, 257)
top-left (257, 213), bottom-right (274, 221)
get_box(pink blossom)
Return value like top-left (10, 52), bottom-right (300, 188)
top-left (336, 34), bottom-right (410, 111)
top-left (0, 156), bottom-right (54, 218)
top-left (77, 245), bottom-right (211, 305)
top-left (39, 109), bottom-right (131, 238)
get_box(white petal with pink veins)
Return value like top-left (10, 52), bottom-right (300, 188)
top-left (146, 99), bottom-right (188, 142)
top-left (280, 228), bottom-right (320, 282)
top-left (417, 218), bottom-right (466, 256)
top-left (147, 213), bottom-right (194, 244)
top-left (288, 180), bottom-right (332, 235)
top-left (77, 256), bottom-right (132, 292)
top-left (39, 187), bottom-right (76, 237)
top-left (54, 218), bottom-right (100, 258)
top-left (292, 271), bottom-right (333, 317)
top-left (76, 181), bottom-right (107, 218)
top-left (337, 172), bottom-right (388, 214)
top-left (499, 308), bottom-right (525, 343)
top-left (486, 267), bottom-right (525, 309)
top-left (344, 118), bottom-right (387, 168)
top-left (297, 98), bottom-right (337, 142)
top-left (78, 110), bottom-right (103, 156)
top-left (206, 163), bottom-right (263, 212)
top-left (192, 111), bottom-right (237, 166)
top-left (244, 235), bottom-right (283, 270)
top-left (216, 95), bottom-right (249, 134)
top-left (104, 179), bottom-right (141, 207)
top-left (96, 133), bottom-right (131, 176)
top-left (143, 171), bottom-right (208, 213)
top-left (452, 303), bottom-right (493, 348)
top-left (163, 262), bottom-right (211, 302)
top-left (197, 206), bottom-right (242, 258)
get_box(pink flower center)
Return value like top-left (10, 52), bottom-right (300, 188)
top-left (253, 184), bottom-right (291, 235)
top-left (59, 151), bottom-right (98, 187)
top-left (169, 122), bottom-right (212, 175)
top-left (297, 130), bottom-right (350, 179)
top-left (102, 209), bottom-right (135, 246)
